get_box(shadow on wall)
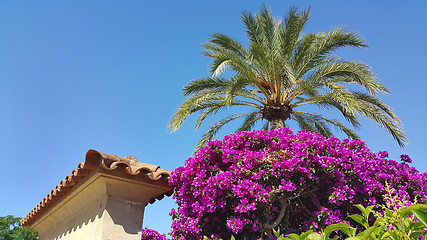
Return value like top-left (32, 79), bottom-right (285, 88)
top-left (42, 195), bottom-right (145, 239)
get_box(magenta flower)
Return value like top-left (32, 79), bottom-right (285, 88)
top-left (169, 129), bottom-right (426, 239)
top-left (400, 154), bottom-right (412, 164)
top-left (141, 228), bottom-right (169, 240)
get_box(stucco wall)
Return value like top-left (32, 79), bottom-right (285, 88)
top-left (31, 173), bottom-right (169, 239)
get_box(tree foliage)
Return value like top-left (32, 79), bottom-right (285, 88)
top-left (278, 186), bottom-right (427, 240)
top-left (168, 6), bottom-right (406, 151)
top-left (0, 215), bottom-right (38, 240)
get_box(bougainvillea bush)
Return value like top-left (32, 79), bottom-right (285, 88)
top-left (141, 227), bottom-right (169, 240)
top-left (169, 128), bottom-right (427, 239)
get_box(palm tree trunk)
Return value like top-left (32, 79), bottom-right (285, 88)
top-left (270, 119), bottom-right (285, 129)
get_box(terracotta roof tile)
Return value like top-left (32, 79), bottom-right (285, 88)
top-left (21, 149), bottom-right (173, 226)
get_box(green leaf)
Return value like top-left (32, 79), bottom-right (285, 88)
top-left (387, 230), bottom-right (399, 240)
top-left (273, 227), bottom-right (281, 237)
top-left (410, 230), bottom-right (427, 239)
top-left (284, 233), bottom-right (300, 240)
top-left (324, 222), bottom-right (354, 237)
top-left (355, 204), bottom-right (366, 215)
top-left (384, 208), bottom-right (394, 218)
top-left (305, 233), bottom-right (321, 240)
top-left (356, 226), bottom-right (377, 239)
top-left (365, 205), bottom-right (374, 219)
top-left (349, 227), bottom-right (357, 237)
top-left (375, 225), bottom-right (388, 239)
top-left (299, 230), bottom-right (314, 240)
top-left (231, 235), bottom-right (235, 240)
top-left (348, 214), bottom-right (368, 228)
top-left (412, 210), bottom-right (427, 227)
top-left (408, 221), bottom-right (424, 231)
top-left (381, 231), bottom-right (392, 239)
top-left (400, 204), bottom-right (427, 218)
top-left (277, 235), bottom-right (287, 240)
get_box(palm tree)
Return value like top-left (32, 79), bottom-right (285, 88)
top-left (168, 6), bottom-right (406, 151)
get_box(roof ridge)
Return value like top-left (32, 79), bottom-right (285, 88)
top-left (21, 149), bottom-right (172, 226)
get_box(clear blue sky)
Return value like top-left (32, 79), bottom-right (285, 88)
top-left (0, 0), bottom-right (426, 235)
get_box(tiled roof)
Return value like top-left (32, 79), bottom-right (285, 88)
top-left (21, 149), bottom-right (173, 226)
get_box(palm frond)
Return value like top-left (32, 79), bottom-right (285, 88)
top-left (279, 60), bottom-right (297, 90)
top-left (256, 5), bottom-right (276, 52)
top-left (179, 89), bottom-right (263, 131)
top-left (203, 45), bottom-right (257, 80)
top-left (294, 27), bottom-right (368, 79)
top-left (209, 32), bottom-right (248, 58)
top-left (262, 121), bottom-right (270, 130)
top-left (292, 111), bottom-right (360, 139)
top-left (295, 84), bottom-right (357, 113)
top-left (194, 107), bottom-right (221, 130)
top-left (294, 90), bottom-right (362, 129)
top-left (242, 10), bottom-right (261, 45)
top-left (195, 113), bottom-right (254, 152)
top-left (184, 75), bottom-right (263, 104)
top-left (183, 77), bottom-right (231, 95)
top-left (291, 114), bottom-right (317, 134)
top-left (303, 60), bottom-right (387, 95)
top-left (352, 102), bottom-right (407, 147)
top-left (352, 92), bottom-right (401, 123)
top-left (249, 42), bottom-right (269, 74)
top-left (281, 6), bottom-right (310, 58)
top-left (292, 111), bottom-right (334, 137)
top-left (168, 93), bottom-right (221, 132)
top-left (169, 88), bottom-right (258, 132)
top-left (236, 112), bottom-right (261, 132)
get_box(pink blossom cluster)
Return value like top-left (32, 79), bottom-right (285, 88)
top-left (169, 128), bottom-right (427, 239)
top-left (141, 227), bottom-right (169, 240)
